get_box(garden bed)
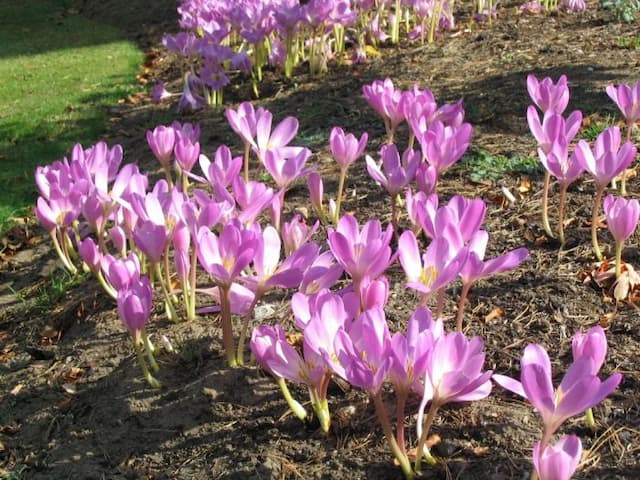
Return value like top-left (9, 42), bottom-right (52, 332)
top-left (1, 1), bottom-right (640, 479)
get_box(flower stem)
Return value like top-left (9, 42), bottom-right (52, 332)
top-left (591, 186), bottom-right (605, 261)
top-left (391, 193), bottom-right (399, 235)
top-left (219, 285), bottom-right (238, 368)
top-left (541, 171), bottom-right (554, 238)
top-left (415, 401), bottom-right (439, 472)
top-left (435, 288), bottom-right (446, 319)
top-left (141, 329), bottom-right (160, 372)
top-left (133, 335), bottom-right (161, 388)
top-left (615, 241), bottom-right (623, 278)
top-left (621, 125), bottom-right (633, 195)
top-left (558, 183), bottom-right (568, 248)
top-left (276, 377), bottom-right (307, 421)
top-left (335, 169), bottom-right (347, 224)
top-left (456, 282), bottom-right (472, 332)
top-left (373, 392), bottom-right (414, 480)
top-left (395, 389), bottom-right (408, 453)
top-left (243, 141), bottom-right (251, 182)
top-left (585, 407), bottom-right (596, 428)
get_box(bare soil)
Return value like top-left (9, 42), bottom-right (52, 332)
top-left (1, 1), bottom-right (640, 479)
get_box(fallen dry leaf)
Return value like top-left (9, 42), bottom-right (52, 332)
top-left (599, 311), bottom-right (616, 328)
top-left (10, 384), bottom-right (23, 395)
top-left (61, 383), bottom-right (77, 395)
top-left (484, 307), bottom-right (504, 323)
top-left (473, 446), bottom-right (490, 456)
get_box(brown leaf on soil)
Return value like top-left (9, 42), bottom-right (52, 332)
top-left (56, 397), bottom-right (74, 411)
top-left (484, 307), bottom-right (504, 323)
top-left (10, 384), bottom-right (23, 395)
top-left (599, 312), bottom-right (616, 328)
top-left (473, 446), bottom-right (490, 456)
top-left (517, 178), bottom-right (531, 194)
top-left (59, 367), bottom-right (84, 384)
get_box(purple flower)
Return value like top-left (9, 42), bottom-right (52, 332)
top-left (421, 332), bottom-right (493, 406)
top-left (574, 127), bottom-right (637, 189)
top-left (151, 81), bottom-right (172, 103)
top-left (527, 74), bottom-right (570, 114)
top-left (330, 127), bottom-right (368, 171)
top-left (117, 276), bottom-right (153, 335)
top-left (603, 194), bottom-right (640, 244)
top-left (146, 125), bottom-right (176, 166)
top-left (459, 230), bottom-right (529, 286)
top-left (398, 229), bottom-right (467, 297)
top-left (606, 81), bottom-right (640, 127)
top-left (331, 307), bottom-right (392, 395)
top-left (328, 214), bottom-right (394, 284)
top-left (533, 435), bottom-right (582, 480)
top-left (196, 223), bottom-right (258, 289)
top-left (572, 326), bottom-right (607, 376)
top-left (418, 120), bottom-right (473, 176)
top-left (174, 137), bottom-right (200, 173)
top-left (362, 78), bottom-right (407, 140)
top-left (493, 344), bottom-right (622, 438)
top-left (527, 107), bottom-right (583, 154)
top-left (365, 144), bottom-right (421, 196)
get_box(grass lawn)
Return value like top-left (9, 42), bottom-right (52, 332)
top-left (0, 0), bottom-right (142, 233)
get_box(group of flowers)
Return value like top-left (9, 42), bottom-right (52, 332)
top-left (157, 0), bottom-right (589, 110)
top-left (34, 76), bottom-right (627, 479)
top-left (528, 75), bottom-right (639, 282)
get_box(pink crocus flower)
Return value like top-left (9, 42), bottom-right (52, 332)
top-left (298, 251), bottom-right (344, 297)
top-left (457, 230), bottom-right (529, 330)
top-left (417, 195), bottom-right (486, 242)
top-left (493, 344), bottom-right (622, 444)
top-left (533, 435), bottom-right (582, 480)
top-left (196, 223), bottom-right (258, 289)
top-left (415, 331), bottom-right (492, 467)
top-left (527, 107), bottom-right (583, 154)
top-left (603, 194), bottom-right (640, 244)
top-left (330, 307), bottom-right (392, 395)
top-left (389, 307), bottom-right (444, 393)
top-left (174, 137), bottom-right (200, 174)
top-left (330, 127), bottom-right (368, 171)
top-left (101, 252), bottom-right (141, 293)
top-left (281, 214), bottom-right (320, 255)
top-left (254, 110), bottom-right (299, 161)
top-left (537, 141), bottom-right (584, 186)
top-left (420, 332), bottom-right (493, 406)
top-left (459, 230), bottom-right (530, 287)
top-left (171, 121), bottom-right (201, 143)
top-left (365, 144), bottom-right (421, 197)
top-left (132, 220), bottom-right (169, 265)
top-left (418, 120), bottom-right (473, 177)
top-left (151, 80), bottom-right (172, 103)
top-left (573, 127), bottom-right (637, 189)
top-left (327, 214), bottom-right (394, 286)
top-left (225, 101), bottom-right (263, 146)
top-left (117, 276), bottom-right (153, 335)
top-left (362, 78), bottom-right (408, 142)
top-left (198, 145), bottom-right (243, 189)
top-left (231, 177), bottom-right (274, 225)
top-left (526, 74), bottom-right (570, 114)
top-left (146, 125), bottom-right (176, 166)
top-left (606, 81), bottom-right (640, 128)
top-left (263, 146), bottom-right (312, 190)
top-left (398, 229), bottom-right (467, 298)
top-left (572, 326), bottom-right (607, 375)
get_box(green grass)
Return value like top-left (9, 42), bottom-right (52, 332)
top-left (0, 0), bottom-right (143, 233)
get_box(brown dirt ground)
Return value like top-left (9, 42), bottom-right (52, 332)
top-left (1, 1), bottom-right (640, 479)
